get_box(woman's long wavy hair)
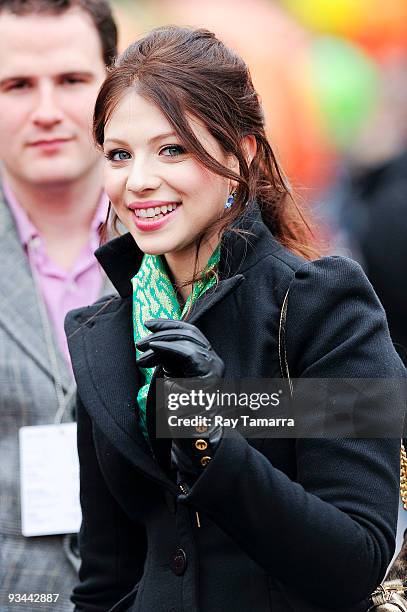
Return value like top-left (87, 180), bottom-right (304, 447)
top-left (94, 25), bottom-right (319, 272)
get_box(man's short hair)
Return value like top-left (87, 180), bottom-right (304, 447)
top-left (0, 0), bottom-right (118, 67)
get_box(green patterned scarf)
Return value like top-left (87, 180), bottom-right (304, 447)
top-left (132, 247), bottom-right (220, 441)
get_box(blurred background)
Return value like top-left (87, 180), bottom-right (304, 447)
top-left (111, 0), bottom-right (407, 362)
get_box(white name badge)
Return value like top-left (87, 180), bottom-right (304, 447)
top-left (19, 423), bottom-right (81, 537)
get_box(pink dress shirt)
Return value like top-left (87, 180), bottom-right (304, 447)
top-left (4, 181), bottom-right (108, 366)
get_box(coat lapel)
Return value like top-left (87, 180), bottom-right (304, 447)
top-left (186, 275), bottom-right (245, 326)
top-left (67, 296), bottom-right (180, 491)
top-left (0, 193), bottom-right (72, 392)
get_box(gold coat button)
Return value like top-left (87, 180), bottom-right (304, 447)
top-left (195, 439), bottom-right (208, 451)
top-left (200, 455), bottom-right (212, 467)
top-left (195, 424), bottom-right (208, 433)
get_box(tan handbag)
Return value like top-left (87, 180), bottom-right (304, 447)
top-left (368, 581), bottom-right (407, 611)
top-left (368, 445), bottom-right (407, 609)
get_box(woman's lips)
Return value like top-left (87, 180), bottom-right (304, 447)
top-left (131, 203), bottom-right (181, 232)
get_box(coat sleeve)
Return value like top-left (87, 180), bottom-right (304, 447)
top-left (181, 255), bottom-right (405, 609)
top-left (72, 395), bottom-right (147, 612)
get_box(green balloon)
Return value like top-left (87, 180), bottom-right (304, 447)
top-left (312, 37), bottom-right (379, 149)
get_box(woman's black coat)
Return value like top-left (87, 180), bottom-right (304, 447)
top-left (65, 208), bottom-right (405, 612)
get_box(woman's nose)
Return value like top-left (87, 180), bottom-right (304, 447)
top-left (125, 158), bottom-right (161, 194)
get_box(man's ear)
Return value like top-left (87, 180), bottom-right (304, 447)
top-left (242, 134), bottom-right (257, 166)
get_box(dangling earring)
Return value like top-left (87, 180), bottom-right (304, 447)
top-left (224, 191), bottom-right (236, 209)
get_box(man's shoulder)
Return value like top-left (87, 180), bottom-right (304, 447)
top-left (0, 182), bottom-right (17, 233)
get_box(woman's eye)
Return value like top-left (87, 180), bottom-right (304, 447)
top-left (160, 145), bottom-right (185, 157)
top-left (105, 150), bottom-right (131, 162)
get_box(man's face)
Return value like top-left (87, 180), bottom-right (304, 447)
top-left (0, 8), bottom-right (107, 187)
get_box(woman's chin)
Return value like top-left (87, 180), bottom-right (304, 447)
top-left (130, 232), bottom-right (178, 257)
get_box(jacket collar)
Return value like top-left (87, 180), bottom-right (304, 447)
top-left (94, 202), bottom-right (278, 299)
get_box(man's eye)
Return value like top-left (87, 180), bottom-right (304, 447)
top-left (105, 150), bottom-right (131, 162)
top-left (61, 76), bottom-right (86, 85)
top-left (160, 145), bottom-right (185, 157)
top-left (7, 80), bottom-right (30, 91)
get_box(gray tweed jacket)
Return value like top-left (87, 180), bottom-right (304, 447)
top-left (0, 186), bottom-right (113, 611)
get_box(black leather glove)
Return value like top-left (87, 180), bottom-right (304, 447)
top-left (136, 319), bottom-right (225, 478)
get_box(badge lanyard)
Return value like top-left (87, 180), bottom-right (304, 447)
top-left (27, 237), bottom-right (76, 424)
top-left (19, 239), bottom-right (81, 543)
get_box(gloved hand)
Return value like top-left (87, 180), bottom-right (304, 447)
top-left (136, 318), bottom-right (225, 478)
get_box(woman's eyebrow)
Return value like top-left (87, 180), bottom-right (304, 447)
top-left (103, 137), bottom-right (129, 147)
top-left (147, 131), bottom-right (178, 144)
top-left (104, 132), bottom-right (179, 147)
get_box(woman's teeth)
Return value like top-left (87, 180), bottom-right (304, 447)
top-left (135, 203), bottom-right (178, 219)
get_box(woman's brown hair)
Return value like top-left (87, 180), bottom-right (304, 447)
top-left (94, 25), bottom-right (318, 261)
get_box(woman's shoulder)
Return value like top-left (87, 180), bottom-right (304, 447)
top-left (281, 253), bottom-right (384, 328)
top-left (252, 230), bottom-right (372, 304)
top-left (277, 252), bottom-right (405, 378)
top-left (264, 234), bottom-right (369, 288)
top-left (290, 255), bottom-right (380, 311)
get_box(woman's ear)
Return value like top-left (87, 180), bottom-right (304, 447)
top-left (226, 134), bottom-right (257, 179)
top-left (242, 134), bottom-right (257, 166)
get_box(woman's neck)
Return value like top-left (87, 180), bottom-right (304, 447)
top-left (164, 235), bottom-right (219, 302)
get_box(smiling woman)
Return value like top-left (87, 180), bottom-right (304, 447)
top-left (101, 90), bottom-right (245, 289)
top-left (65, 25), bottom-right (406, 612)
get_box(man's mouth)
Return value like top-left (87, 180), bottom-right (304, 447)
top-left (28, 138), bottom-right (72, 147)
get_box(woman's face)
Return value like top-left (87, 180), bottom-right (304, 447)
top-left (103, 90), bottom-right (234, 258)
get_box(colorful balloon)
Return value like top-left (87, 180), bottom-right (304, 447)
top-left (282, 0), bottom-right (407, 57)
top-left (311, 37), bottom-right (379, 150)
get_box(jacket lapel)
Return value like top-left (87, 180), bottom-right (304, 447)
top-left (186, 275), bottom-right (245, 326)
top-left (0, 193), bottom-right (72, 392)
top-left (67, 296), bottom-right (180, 491)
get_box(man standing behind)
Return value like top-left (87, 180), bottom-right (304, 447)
top-left (0, 1), bottom-right (117, 609)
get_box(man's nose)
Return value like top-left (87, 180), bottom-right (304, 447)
top-left (31, 84), bottom-right (64, 128)
top-left (126, 158), bottom-right (161, 194)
